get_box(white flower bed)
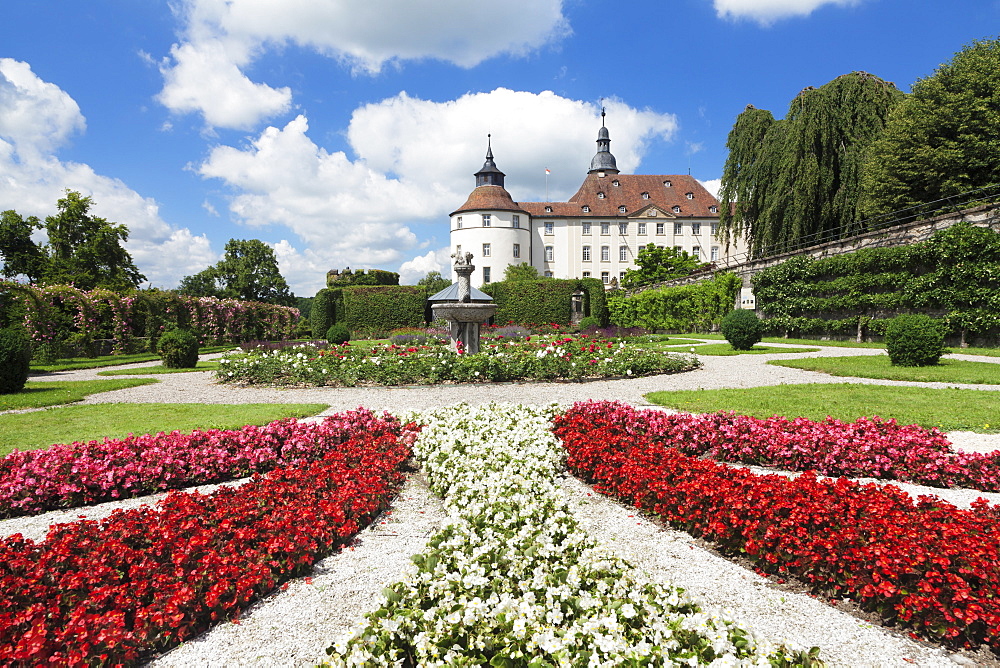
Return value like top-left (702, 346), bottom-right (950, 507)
top-left (324, 403), bottom-right (811, 666)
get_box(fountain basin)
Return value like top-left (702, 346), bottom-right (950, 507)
top-left (432, 302), bottom-right (497, 324)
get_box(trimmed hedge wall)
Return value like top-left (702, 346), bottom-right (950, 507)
top-left (311, 288), bottom-right (337, 338)
top-left (607, 273), bottom-right (741, 332)
top-left (341, 286), bottom-right (426, 335)
top-left (482, 279), bottom-right (604, 326)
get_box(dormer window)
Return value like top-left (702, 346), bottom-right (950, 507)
top-left (672, 206), bottom-right (681, 214)
top-left (612, 180), bottom-right (620, 187)
top-left (582, 205), bottom-right (590, 213)
top-left (641, 192), bottom-right (649, 199)
top-left (545, 206), bottom-right (553, 213)
top-left (597, 192), bottom-right (605, 199)
top-left (709, 206), bottom-right (718, 214)
top-left (663, 180), bottom-right (672, 187)
top-left (686, 192), bottom-right (694, 199)
top-left (618, 206), bottom-right (627, 214)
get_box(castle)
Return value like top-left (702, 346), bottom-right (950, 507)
top-left (449, 112), bottom-right (747, 288)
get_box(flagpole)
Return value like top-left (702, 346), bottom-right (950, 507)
top-left (545, 168), bottom-right (549, 201)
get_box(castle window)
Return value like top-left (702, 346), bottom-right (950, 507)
top-left (618, 206), bottom-right (626, 214)
top-left (663, 180), bottom-right (672, 187)
top-left (618, 222), bottom-right (627, 235)
top-left (656, 223), bottom-right (665, 235)
top-left (601, 271), bottom-right (610, 284)
top-left (482, 214), bottom-right (491, 227)
top-left (482, 243), bottom-right (491, 257)
top-left (483, 266), bottom-right (491, 284)
top-left (544, 271), bottom-right (553, 277)
top-left (457, 216), bottom-right (463, 229)
top-left (544, 221), bottom-right (554, 235)
top-left (692, 223), bottom-right (701, 235)
top-left (583, 271), bottom-right (591, 278)
top-left (711, 222), bottom-right (719, 235)
top-left (619, 246), bottom-right (628, 262)
top-left (582, 222), bottom-right (591, 235)
top-left (620, 271), bottom-right (627, 282)
top-left (612, 180), bottom-right (620, 187)
top-left (692, 245), bottom-right (701, 257)
top-left (601, 222), bottom-right (610, 235)
top-left (582, 246), bottom-right (591, 262)
top-left (545, 245), bottom-right (554, 262)
top-left (686, 192), bottom-right (694, 200)
top-left (711, 246), bottom-right (720, 261)
top-left (582, 205), bottom-right (590, 213)
top-left (513, 243), bottom-right (520, 258)
top-left (674, 222), bottom-right (683, 235)
top-left (601, 246), bottom-right (610, 261)
top-left (597, 192), bottom-right (605, 199)
top-left (638, 222), bottom-right (647, 235)
top-left (456, 244), bottom-right (461, 254)
top-left (641, 192), bottom-right (649, 199)
top-left (672, 206), bottom-right (681, 214)
top-left (513, 215), bottom-right (520, 228)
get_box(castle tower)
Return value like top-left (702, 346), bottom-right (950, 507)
top-left (588, 107), bottom-right (619, 175)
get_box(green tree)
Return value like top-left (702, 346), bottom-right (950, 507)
top-left (42, 191), bottom-right (146, 291)
top-left (417, 270), bottom-right (451, 293)
top-left (0, 210), bottom-right (45, 282)
top-left (176, 267), bottom-right (222, 298)
top-left (213, 239), bottom-right (295, 305)
top-left (503, 262), bottom-right (541, 281)
top-left (719, 72), bottom-right (904, 256)
top-left (621, 244), bottom-right (700, 289)
top-left (862, 38), bottom-right (1000, 220)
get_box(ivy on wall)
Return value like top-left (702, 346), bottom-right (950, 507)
top-left (607, 273), bottom-right (741, 332)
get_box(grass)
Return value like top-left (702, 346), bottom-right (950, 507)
top-left (649, 338), bottom-right (706, 346)
top-left (0, 403), bottom-right (330, 455)
top-left (31, 345), bottom-right (236, 372)
top-left (0, 379), bottom-right (158, 411)
top-left (769, 355), bottom-right (1000, 384)
top-left (645, 383), bottom-right (997, 433)
top-left (686, 343), bottom-right (821, 356)
top-left (97, 361), bottom-right (221, 376)
top-left (957, 346), bottom-right (1000, 358)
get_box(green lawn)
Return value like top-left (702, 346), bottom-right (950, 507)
top-left (645, 384), bottom-right (997, 433)
top-left (956, 346), bottom-right (1000, 358)
top-left (688, 343), bottom-right (821, 356)
top-left (0, 379), bottom-right (158, 411)
top-left (770, 355), bottom-right (1000, 384)
top-left (0, 403), bottom-right (330, 455)
top-left (98, 361), bottom-right (221, 376)
top-left (31, 345), bottom-right (236, 372)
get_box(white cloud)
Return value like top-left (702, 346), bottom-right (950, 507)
top-left (0, 59), bottom-right (219, 289)
top-left (198, 89), bottom-right (679, 290)
top-left (398, 247), bottom-right (452, 286)
top-left (158, 0), bottom-right (569, 127)
top-left (699, 178), bottom-right (722, 198)
top-left (713, 0), bottom-right (861, 25)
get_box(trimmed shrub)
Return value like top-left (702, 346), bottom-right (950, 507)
top-left (326, 324), bottom-right (352, 345)
top-left (311, 288), bottom-right (336, 337)
top-left (341, 286), bottom-right (425, 335)
top-left (578, 316), bottom-right (600, 331)
top-left (0, 327), bottom-right (31, 394)
top-left (609, 273), bottom-right (741, 332)
top-left (885, 314), bottom-right (947, 366)
top-left (157, 328), bottom-right (199, 368)
top-left (720, 309), bottom-right (763, 351)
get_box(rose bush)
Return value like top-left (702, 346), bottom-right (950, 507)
top-left (0, 412), bottom-right (397, 519)
top-left (0, 410), bottom-right (411, 665)
top-left (555, 402), bottom-right (1000, 650)
top-left (325, 403), bottom-right (817, 666)
top-left (217, 336), bottom-right (699, 387)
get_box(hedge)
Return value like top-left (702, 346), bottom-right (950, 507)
top-left (607, 272), bottom-right (741, 332)
top-left (341, 286), bottom-right (426, 335)
top-left (311, 288), bottom-right (337, 339)
top-left (482, 279), bottom-right (605, 326)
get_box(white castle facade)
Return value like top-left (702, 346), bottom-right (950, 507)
top-left (449, 114), bottom-right (747, 288)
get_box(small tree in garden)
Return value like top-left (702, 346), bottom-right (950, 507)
top-left (720, 309), bottom-right (763, 350)
top-left (885, 314), bottom-right (947, 366)
top-left (0, 327), bottom-right (31, 393)
top-left (156, 328), bottom-right (199, 368)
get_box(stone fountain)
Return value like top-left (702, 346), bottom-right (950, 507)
top-left (432, 250), bottom-right (497, 355)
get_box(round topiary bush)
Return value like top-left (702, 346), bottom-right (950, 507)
top-left (0, 327), bottom-right (31, 394)
top-left (326, 323), bottom-right (352, 345)
top-left (156, 328), bottom-right (200, 368)
top-left (885, 314), bottom-right (947, 366)
top-left (720, 309), bottom-right (763, 351)
top-left (578, 316), bottom-right (600, 332)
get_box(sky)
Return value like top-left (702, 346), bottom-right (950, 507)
top-left (1, 0), bottom-right (998, 297)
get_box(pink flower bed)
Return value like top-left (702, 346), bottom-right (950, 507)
top-left (563, 401), bottom-right (1000, 491)
top-left (0, 413), bottom-right (393, 519)
top-left (0, 410), bottom-right (413, 664)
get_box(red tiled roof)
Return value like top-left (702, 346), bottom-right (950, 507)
top-left (451, 185), bottom-right (528, 216)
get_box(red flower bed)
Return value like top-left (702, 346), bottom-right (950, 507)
top-left (558, 400), bottom-right (1000, 492)
top-left (555, 402), bottom-right (1000, 649)
top-left (0, 413), bottom-right (393, 519)
top-left (0, 410), bottom-right (413, 665)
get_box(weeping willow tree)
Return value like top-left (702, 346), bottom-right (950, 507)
top-left (718, 72), bottom-right (904, 257)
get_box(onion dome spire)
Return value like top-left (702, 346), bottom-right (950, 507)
top-left (475, 134), bottom-right (506, 187)
top-left (589, 108), bottom-right (619, 175)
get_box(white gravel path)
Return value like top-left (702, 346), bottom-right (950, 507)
top-left (6, 341), bottom-right (1000, 666)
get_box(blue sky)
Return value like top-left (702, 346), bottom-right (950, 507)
top-left (1, 0), bottom-right (997, 296)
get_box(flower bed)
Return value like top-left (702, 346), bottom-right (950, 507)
top-left (0, 410), bottom-right (411, 665)
top-left (325, 403), bottom-right (815, 666)
top-left (559, 401), bottom-right (1000, 492)
top-left (216, 335), bottom-right (698, 386)
top-left (555, 403), bottom-right (1000, 650)
top-left (0, 412), bottom-right (395, 519)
